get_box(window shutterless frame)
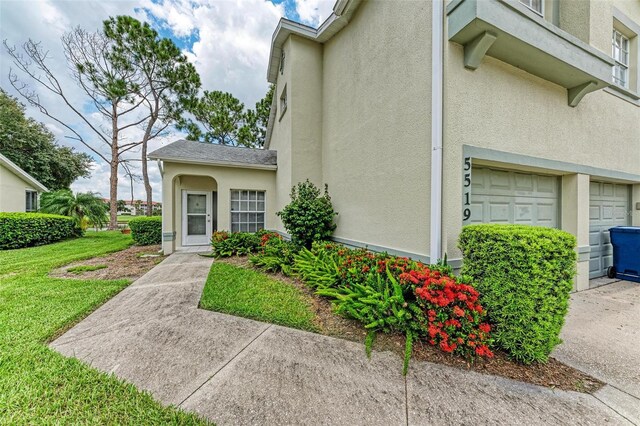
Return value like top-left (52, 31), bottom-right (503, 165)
top-left (612, 29), bottom-right (630, 88)
top-left (25, 190), bottom-right (37, 212)
top-left (229, 189), bottom-right (266, 233)
top-left (519, 0), bottom-right (543, 16)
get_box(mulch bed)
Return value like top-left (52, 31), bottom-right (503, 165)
top-left (50, 245), bottom-right (166, 281)
top-left (219, 256), bottom-right (603, 394)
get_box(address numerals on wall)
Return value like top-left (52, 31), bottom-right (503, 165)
top-left (463, 157), bottom-right (472, 223)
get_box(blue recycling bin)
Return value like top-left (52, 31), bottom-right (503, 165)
top-left (608, 226), bottom-right (640, 283)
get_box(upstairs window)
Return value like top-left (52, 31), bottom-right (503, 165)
top-left (520, 0), bottom-right (542, 15)
top-left (612, 29), bottom-right (630, 88)
top-left (25, 190), bottom-right (37, 212)
top-left (279, 85), bottom-right (287, 120)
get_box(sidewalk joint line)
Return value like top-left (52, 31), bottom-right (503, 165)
top-left (606, 384), bottom-right (640, 402)
top-left (177, 324), bottom-right (273, 407)
top-left (591, 392), bottom-right (637, 425)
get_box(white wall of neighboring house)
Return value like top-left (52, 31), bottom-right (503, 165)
top-left (0, 156), bottom-right (46, 213)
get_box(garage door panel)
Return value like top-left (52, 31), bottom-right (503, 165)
top-left (489, 202), bottom-right (510, 222)
top-left (471, 167), bottom-right (559, 229)
top-left (589, 182), bottom-right (630, 278)
top-left (537, 175), bottom-right (557, 193)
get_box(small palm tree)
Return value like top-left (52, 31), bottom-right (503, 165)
top-left (39, 190), bottom-right (109, 230)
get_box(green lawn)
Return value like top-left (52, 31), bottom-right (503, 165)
top-left (117, 215), bottom-right (135, 223)
top-left (0, 232), bottom-right (209, 424)
top-left (200, 262), bottom-right (317, 332)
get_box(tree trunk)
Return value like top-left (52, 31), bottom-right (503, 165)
top-left (109, 148), bottom-right (119, 229)
top-left (109, 105), bottom-right (119, 230)
top-left (142, 141), bottom-right (152, 216)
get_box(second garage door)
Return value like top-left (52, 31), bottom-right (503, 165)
top-left (469, 167), bottom-right (559, 227)
top-left (589, 182), bottom-right (630, 279)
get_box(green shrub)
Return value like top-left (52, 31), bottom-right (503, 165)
top-left (293, 242), bottom-right (494, 373)
top-left (0, 212), bottom-right (80, 250)
top-left (211, 231), bottom-right (261, 257)
top-left (276, 180), bottom-right (337, 248)
top-left (128, 216), bottom-right (162, 245)
top-left (249, 233), bottom-right (297, 275)
top-left (458, 224), bottom-right (577, 364)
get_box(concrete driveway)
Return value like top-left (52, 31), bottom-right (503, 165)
top-left (554, 280), bottom-right (640, 424)
top-left (51, 253), bottom-right (632, 425)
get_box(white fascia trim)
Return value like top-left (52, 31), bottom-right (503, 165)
top-left (430, 0), bottom-right (444, 261)
top-left (266, 0), bottom-right (362, 83)
top-left (0, 153), bottom-right (48, 192)
top-left (148, 156), bottom-right (277, 171)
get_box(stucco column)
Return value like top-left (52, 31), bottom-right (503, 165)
top-left (561, 174), bottom-right (590, 292)
top-left (632, 184), bottom-right (640, 226)
top-left (161, 174), bottom-right (175, 255)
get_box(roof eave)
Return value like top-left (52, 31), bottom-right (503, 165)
top-left (266, 0), bottom-right (363, 83)
top-left (0, 153), bottom-right (48, 192)
top-left (148, 155), bottom-right (277, 171)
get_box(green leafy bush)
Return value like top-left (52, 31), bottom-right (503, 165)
top-left (318, 269), bottom-right (424, 374)
top-left (293, 242), bottom-right (493, 373)
top-left (0, 212), bottom-right (80, 250)
top-left (459, 224), bottom-right (577, 364)
top-left (211, 231), bottom-right (261, 257)
top-left (249, 233), bottom-right (297, 275)
top-left (276, 180), bottom-right (337, 248)
top-left (128, 216), bottom-right (162, 245)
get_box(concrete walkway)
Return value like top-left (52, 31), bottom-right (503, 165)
top-left (554, 280), bottom-right (640, 424)
top-left (52, 253), bottom-right (631, 425)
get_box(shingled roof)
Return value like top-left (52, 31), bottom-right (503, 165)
top-left (148, 140), bottom-right (277, 169)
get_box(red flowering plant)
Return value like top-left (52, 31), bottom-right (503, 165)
top-left (211, 231), bottom-right (229, 243)
top-left (400, 268), bottom-right (493, 359)
top-left (258, 231), bottom-right (282, 248)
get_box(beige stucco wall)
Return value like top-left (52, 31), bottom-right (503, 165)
top-left (269, 37), bottom-right (293, 232)
top-left (0, 164), bottom-right (37, 212)
top-left (442, 13), bottom-right (640, 264)
top-left (320, 0), bottom-right (432, 257)
top-left (161, 161), bottom-right (276, 253)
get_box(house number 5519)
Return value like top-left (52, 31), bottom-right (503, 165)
top-left (463, 157), bottom-right (471, 222)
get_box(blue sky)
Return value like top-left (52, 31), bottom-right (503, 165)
top-left (0, 0), bottom-right (334, 201)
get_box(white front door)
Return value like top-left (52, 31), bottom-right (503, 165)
top-left (182, 190), bottom-right (211, 246)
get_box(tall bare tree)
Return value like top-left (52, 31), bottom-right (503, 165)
top-left (104, 16), bottom-right (200, 216)
top-left (4, 29), bottom-right (145, 228)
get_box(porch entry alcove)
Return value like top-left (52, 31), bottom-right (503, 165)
top-left (182, 190), bottom-right (218, 246)
top-left (176, 175), bottom-right (218, 247)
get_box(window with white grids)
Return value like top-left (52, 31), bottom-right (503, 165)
top-left (520, 0), bottom-right (542, 15)
top-left (230, 190), bottom-right (265, 232)
top-left (612, 29), bottom-right (630, 88)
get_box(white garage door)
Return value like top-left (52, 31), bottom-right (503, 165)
top-left (469, 167), bottom-right (559, 227)
top-left (589, 182), bottom-right (630, 278)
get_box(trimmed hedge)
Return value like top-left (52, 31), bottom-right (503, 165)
top-left (459, 224), bottom-right (577, 364)
top-left (129, 216), bottom-right (162, 245)
top-left (0, 212), bottom-right (81, 250)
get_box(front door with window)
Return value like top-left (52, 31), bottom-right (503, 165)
top-left (182, 190), bottom-right (211, 246)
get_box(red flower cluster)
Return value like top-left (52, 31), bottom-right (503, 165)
top-left (211, 231), bottom-right (229, 242)
top-left (400, 268), bottom-right (493, 358)
top-left (259, 232), bottom-right (282, 247)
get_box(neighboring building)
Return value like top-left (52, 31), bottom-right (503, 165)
top-left (150, 0), bottom-right (640, 292)
top-left (0, 152), bottom-right (47, 213)
top-left (110, 199), bottom-right (163, 216)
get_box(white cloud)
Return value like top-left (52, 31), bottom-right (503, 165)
top-left (294, 0), bottom-right (334, 27)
